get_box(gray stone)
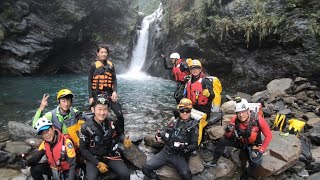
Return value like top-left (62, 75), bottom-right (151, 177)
top-left (207, 125), bottom-right (225, 140)
top-left (221, 101), bottom-right (236, 114)
top-left (278, 108), bottom-right (292, 115)
top-left (202, 157), bottom-right (237, 179)
top-left (0, 131), bottom-right (10, 142)
top-left (311, 147), bottom-right (320, 163)
top-left (8, 121), bottom-right (37, 141)
top-left (188, 154), bottom-right (204, 174)
top-left (273, 100), bottom-right (285, 111)
top-left (0, 169), bottom-right (22, 180)
top-left (308, 127), bottom-right (320, 145)
top-left (293, 83), bottom-right (312, 93)
top-left (307, 118), bottom-right (320, 128)
top-left (303, 112), bottom-right (318, 120)
top-left (234, 92), bottom-right (251, 102)
top-left (0, 150), bottom-right (13, 163)
top-left (294, 77), bottom-right (309, 85)
top-left (267, 78), bottom-right (293, 97)
top-left (309, 172), bottom-right (320, 180)
top-left (251, 90), bottom-right (270, 103)
top-left (221, 114), bottom-right (235, 127)
top-left (295, 91), bottom-right (308, 101)
top-left (5, 141), bottom-right (31, 155)
top-left (25, 138), bottom-right (43, 149)
top-left (257, 131), bottom-right (301, 177)
top-left (283, 97), bottom-right (297, 105)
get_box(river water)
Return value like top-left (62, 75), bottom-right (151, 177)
top-left (0, 74), bottom-right (177, 133)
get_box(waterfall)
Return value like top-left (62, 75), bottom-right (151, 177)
top-left (122, 4), bottom-right (163, 79)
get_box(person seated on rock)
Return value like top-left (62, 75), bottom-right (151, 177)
top-left (79, 94), bottom-right (130, 180)
top-left (19, 117), bottom-right (77, 180)
top-left (142, 98), bottom-right (199, 180)
top-left (205, 97), bottom-right (272, 179)
top-left (32, 89), bottom-right (80, 135)
top-left (88, 44), bottom-right (125, 134)
top-left (160, 52), bottom-right (190, 104)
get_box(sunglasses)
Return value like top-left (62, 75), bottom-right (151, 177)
top-left (179, 108), bottom-right (191, 113)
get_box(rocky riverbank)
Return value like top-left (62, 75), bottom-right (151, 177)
top-left (1, 76), bottom-right (319, 179)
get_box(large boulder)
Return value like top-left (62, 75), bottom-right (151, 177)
top-left (257, 131), bottom-right (301, 177)
top-left (267, 78), bottom-right (293, 97)
top-left (7, 121), bottom-right (37, 141)
top-left (5, 141), bottom-right (31, 155)
top-left (221, 101), bottom-right (236, 114)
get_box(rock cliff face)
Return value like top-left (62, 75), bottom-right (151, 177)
top-left (0, 0), bottom-right (138, 75)
top-left (147, 0), bottom-right (320, 93)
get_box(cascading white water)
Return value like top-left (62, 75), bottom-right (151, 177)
top-left (120, 4), bottom-right (163, 79)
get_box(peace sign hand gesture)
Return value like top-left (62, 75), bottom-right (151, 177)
top-left (39, 93), bottom-right (50, 111)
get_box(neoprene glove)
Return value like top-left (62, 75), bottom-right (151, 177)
top-left (123, 136), bottom-right (132, 148)
top-left (202, 89), bottom-right (210, 97)
top-left (96, 162), bottom-right (108, 173)
top-left (18, 159), bottom-right (28, 169)
top-left (184, 75), bottom-right (191, 83)
top-left (225, 124), bottom-right (235, 132)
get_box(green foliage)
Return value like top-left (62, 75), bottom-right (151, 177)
top-left (206, 0), bottom-right (284, 46)
top-left (309, 14), bottom-right (320, 35)
top-left (0, 29), bottom-right (5, 42)
top-left (137, 0), bottom-right (161, 15)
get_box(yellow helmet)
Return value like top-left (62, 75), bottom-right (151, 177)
top-left (177, 98), bottom-right (193, 109)
top-left (189, 59), bottom-right (202, 69)
top-left (57, 89), bottom-right (74, 100)
top-left (186, 58), bottom-right (193, 67)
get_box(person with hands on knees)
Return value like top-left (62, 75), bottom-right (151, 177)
top-left (205, 97), bottom-right (272, 179)
top-left (88, 44), bottom-right (125, 134)
top-left (79, 94), bottom-right (130, 180)
top-left (142, 98), bottom-right (198, 180)
top-left (19, 117), bottom-right (77, 180)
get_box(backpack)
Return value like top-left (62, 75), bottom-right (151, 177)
top-left (205, 76), bottom-right (222, 112)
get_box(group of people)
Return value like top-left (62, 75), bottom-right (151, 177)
top-left (19, 46), bottom-right (272, 180)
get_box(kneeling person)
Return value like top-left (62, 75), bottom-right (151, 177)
top-left (142, 98), bottom-right (198, 180)
top-left (79, 95), bottom-right (130, 180)
top-left (20, 117), bottom-right (76, 180)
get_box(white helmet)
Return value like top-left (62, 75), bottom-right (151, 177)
top-left (35, 117), bottom-right (52, 135)
top-left (170, 52), bottom-right (180, 59)
top-left (234, 98), bottom-right (249, 112)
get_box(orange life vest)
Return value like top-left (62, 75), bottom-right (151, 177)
top-left (92, 60), bottom-right (114, 91)
top-left (172, 59), bottom-right (189, 82)
top-left (44, 130), bottom-right (70, 172)
top-left (186, 75), bottom-right (209, 106)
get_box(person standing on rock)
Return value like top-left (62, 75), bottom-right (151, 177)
top-left (161, 52), bottom-right (190, 104)
top-left (19, 117), bottom-right (77, 180)
top-left (142, 98), bottom-right (198, 180)
top-left (88, 44), bottom-right (125, 134)
top-left (79, 94), bottom-right (130, 180)
top-left (205, 98), bottom-right (272, 179)
top-left (184, 59), bottom-right (214, 120)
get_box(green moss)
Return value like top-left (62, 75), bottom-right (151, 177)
top-left (0, 29), bottom-right (5, 42)
top-left (207, 0), bottom-right (284, 46)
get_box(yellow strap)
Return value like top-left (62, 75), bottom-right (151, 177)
top-left (274, 114), bottom-right (286, 132)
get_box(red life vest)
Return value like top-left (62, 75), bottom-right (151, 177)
top-left (172, 59), bottom-right (189, 82)
top-left (44, 130), bottom-right (70, 171)
top-left (186, 75), bottom-right (209, 106)
top-left (92, 60), bottom-right (114, 91)
top-left (235, 114), bottom-right (261, 145)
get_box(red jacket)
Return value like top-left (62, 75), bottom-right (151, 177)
top-left (225, 113), bottom-right (272, 153)
top-left (172, 59), bottom-right (189, 82)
